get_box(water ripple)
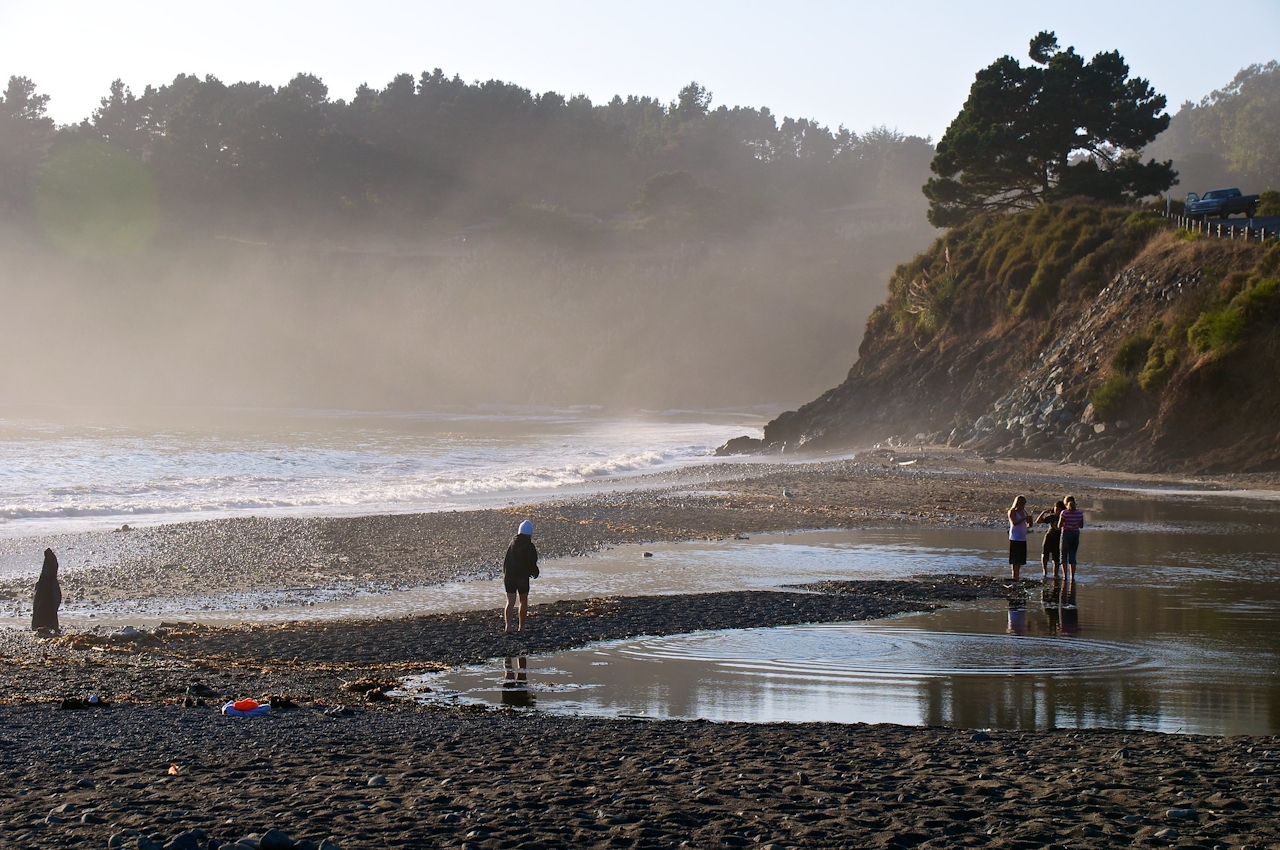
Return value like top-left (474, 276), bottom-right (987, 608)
top-left (614, 624), bottom-right (1157, 679)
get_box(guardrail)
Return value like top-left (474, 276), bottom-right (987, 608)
top-left (1165, 211), bottom-right (1277, 242)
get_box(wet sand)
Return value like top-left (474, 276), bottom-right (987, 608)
top-left (2, 452), bottom-right (1279, 848)
top-left (3, 449), bottom-right (1266, 618)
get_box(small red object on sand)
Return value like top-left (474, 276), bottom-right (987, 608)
top-left (232, 698), bottom-right (259, 712)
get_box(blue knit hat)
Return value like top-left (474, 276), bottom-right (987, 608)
top-left (518, 520), bottom-right (533, 536)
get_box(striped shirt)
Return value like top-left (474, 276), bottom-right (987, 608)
top-left (1059, 509), bottom-right (1085, 531)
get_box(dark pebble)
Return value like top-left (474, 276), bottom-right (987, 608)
top-left (260, 828), bottom-right (295, 850)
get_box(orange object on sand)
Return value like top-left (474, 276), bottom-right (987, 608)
top-left (232, 698), bottom-right (259, 712)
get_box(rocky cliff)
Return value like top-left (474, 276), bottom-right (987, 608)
top-left (721, 203), bottom-right (1280, 473)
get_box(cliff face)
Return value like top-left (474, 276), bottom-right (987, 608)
top-left (722, 204), bottom-right (1280, 473)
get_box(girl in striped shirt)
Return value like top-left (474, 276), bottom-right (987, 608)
top-left (1058, 495), bottom-right (1085, 579)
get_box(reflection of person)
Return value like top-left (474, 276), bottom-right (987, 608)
top-left (502, 520), bottom-right (539, 634)
top-left (1007, 495), bottom-right (1032, 580)
top-left (1059, 577), bottom-right (1079, 636)
top-left (500, 655), bottom-right (535, 708)
top-left (1006, 595), bottom-right (1027, 635)
top-left (1042, 577), bottom-right (1061, 633)
top-left (1058, 495), bottom-right (1085, 580)
top-left (31, 548), bottom-right (62, 633)
top-left (1036, 500), bottom-right (1065, 578)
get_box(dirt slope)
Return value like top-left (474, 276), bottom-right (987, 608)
top-left (723, 205), bottom-right (1280, 473)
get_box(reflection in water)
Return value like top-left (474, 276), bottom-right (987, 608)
top-left (407, 604), bottom-right (1277, 734)
top-left (1042, 580), bottom-right (1060, 634)
top-left (1059, 578), bottom-right (1079, 637)
top-left (1006, 592), bottom-right (1027, 636)
top-left (501, 656), bottom-right (535, 708)
top-left (1036, 578), bottom-right (1080, 638)
top-left (399, 494), bottom-right (1280, 735)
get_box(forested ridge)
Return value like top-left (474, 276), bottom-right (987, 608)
top-left (1, 62), bottom-right (1275, 414)
top-left (1147, 61), bottom-right (1280, 197)
top-left (0, 72), bottom-right (938, 411)
top-left (0, 72), bottom-right (932, 238)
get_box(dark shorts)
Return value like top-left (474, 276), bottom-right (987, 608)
top-left (1042, 533), bottom-right (1061, 561)
top-left (1009, 539), bottom-right (1028, 566)
top-left (504, 576), bottom-right (530, 594)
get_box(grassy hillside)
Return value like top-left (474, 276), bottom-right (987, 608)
top-left (736, 203), bottom-right (1280, 472)
top-left (879, 204), bottom-right (1164, 338)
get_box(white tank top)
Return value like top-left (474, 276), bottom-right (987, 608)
top-left (1009, 509), bottom-right (1029, 542)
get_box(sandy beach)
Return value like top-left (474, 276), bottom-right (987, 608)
top-left (2, 450), bottom-right (1279, 849)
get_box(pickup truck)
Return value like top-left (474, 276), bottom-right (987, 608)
top-left (1185, 188), bottom-right (1259, 219)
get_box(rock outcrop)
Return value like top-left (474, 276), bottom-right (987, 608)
top-left (721, 206), bottom-right (1280, 473)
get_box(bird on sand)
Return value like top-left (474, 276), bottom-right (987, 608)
top-left (782, 486), bottom-right (794, 499)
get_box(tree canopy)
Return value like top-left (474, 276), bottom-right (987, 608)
top-left (0, 72), bottom-right (935, 240)
top-left (924, 32), bottom-right (1176, 227)
top-left (1146, 61), bottom-right (1280, 195)
top-left (0, 76), bottom-right (55, 213)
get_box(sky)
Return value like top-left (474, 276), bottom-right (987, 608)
top-left (2, 0), bottom-right (1278, 140)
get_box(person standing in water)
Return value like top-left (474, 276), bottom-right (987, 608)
top-left (503, 520), bottom-right (539, 634)
top-left (1007, 495), bottom-right (1032, 580)
top-left (1058, 495), bottom-right (1085, 580)
top-left (1036, 500), bottom-right (1066, 578)
top-left (31, 548), bottom-right (62, 633)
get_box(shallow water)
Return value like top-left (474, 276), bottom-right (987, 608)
top-left (402, 493), bottom-right (1280, 735)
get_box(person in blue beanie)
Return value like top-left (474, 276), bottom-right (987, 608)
top-left (503, 520), bottom-right (539, 633)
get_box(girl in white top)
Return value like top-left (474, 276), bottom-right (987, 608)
top-left (1007, 495), bottom-right (1032, 580)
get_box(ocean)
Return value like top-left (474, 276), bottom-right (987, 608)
top-left (0, 408), bottom-right (766, 537)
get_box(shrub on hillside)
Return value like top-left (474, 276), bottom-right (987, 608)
top-left (884, 203), bottom-right (1164, 337)
top-left (1091, 373), bottom-right (1132, 419)
top-left (1259, 190), bottom-right (1280, 216)
top-left (1111, 333), bottom-right (1154, 373)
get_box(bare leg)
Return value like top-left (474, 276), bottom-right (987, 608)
top-left (1011, 563), bottom-right (1020, 580)
top-left (504, 592), bottom-right (518, 634)
top-left (517, 591), bottom-right (529, 632)
top-left (1041, 555), bottom-right (1048, 578)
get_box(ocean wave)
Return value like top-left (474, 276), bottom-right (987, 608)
top-left (0, 414), bottom-right (756, 530)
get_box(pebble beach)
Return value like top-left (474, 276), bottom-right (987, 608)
top-left (2, 450), bottom-right (1278, 849)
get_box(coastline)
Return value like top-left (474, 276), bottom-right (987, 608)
top-left (2, 449), bottom-right (1278, 848)
top-left (5, 447), bottom-right (1274, 623)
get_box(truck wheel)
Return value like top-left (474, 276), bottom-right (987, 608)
top-left (1248, 204), bottom-right (1257, 218)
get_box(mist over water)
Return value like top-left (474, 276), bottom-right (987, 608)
top-left (0, 213), bottom-right (930, 413)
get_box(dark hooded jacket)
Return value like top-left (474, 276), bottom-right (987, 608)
top-left (503, 534), bottom-right (539, 582)
top-left (32, 548), bottom-right (62, 631)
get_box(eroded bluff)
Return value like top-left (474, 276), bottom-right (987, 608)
top-left (721, 205), bottom-right (1280, 473)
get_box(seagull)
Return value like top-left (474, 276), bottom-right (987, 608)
top-left (782, 486), bottom-right (794, 499)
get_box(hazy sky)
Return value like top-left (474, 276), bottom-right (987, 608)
top-left (3, 0), bottom-right (1278, 139)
